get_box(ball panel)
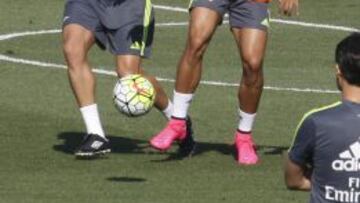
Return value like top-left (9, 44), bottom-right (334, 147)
top-left (113, 74), bottom-right (156, 117)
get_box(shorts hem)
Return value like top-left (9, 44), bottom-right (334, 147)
top-left (62, 21), bottom-right (96, 33)
top-left (230, 24), bottom-right (268, 32)
top-left (189, 4), bottom-right (225, 16)
top-left (110, 50), bottom-right (151, 59)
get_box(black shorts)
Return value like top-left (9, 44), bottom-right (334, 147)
top-left (63, 0), bottom-right (154, 58)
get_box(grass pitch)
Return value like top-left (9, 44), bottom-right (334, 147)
top-left (0, 0), bottom-right (359, 202)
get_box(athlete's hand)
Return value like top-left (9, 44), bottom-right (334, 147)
top-left (278, 0), bottom-right (299, 16)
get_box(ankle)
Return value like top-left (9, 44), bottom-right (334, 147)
top-left (170, 117), bottom-right (186, 123)
top-left (235, 131), bottom-right (252, 140)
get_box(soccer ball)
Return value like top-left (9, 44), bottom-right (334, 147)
top-left (113, 74), bottom-right (156, 117)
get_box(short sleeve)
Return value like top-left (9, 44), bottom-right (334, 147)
top-left (288, 117), bottom-right (316, 166)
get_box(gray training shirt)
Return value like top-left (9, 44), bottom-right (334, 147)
top-left (289, 100), bottom-right (360, 203)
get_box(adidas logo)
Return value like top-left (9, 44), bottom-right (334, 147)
top-left (63, 16), bottom-right (70, 22)
top-left (332, 141), bottom-right (360, 172)
top-left (261, 18), bottom-right (270, 28)
top-left (91, 141), bottom-right (104, 149)
top-left (130, 41), bottom-right (141, 50)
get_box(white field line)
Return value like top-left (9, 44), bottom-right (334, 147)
top-left (153, 4), bottom-right (360, 33)
top-left (154, 4), bottom-right (188, 13)
top-left (0, 54), bottom-right (340, 94)
top-left (271, 19), bottom-right (360, 33)
top-left (0, 29), bottom-right (60, 41)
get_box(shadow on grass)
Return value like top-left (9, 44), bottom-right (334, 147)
top-left (257, 145), bottom-right (289, 155)
top-left (53, 132), bottom-right (148, 155)
top-left (53, 132), bottom-right (288, 161)
top-left (106, 176), bottom-right (147, 183)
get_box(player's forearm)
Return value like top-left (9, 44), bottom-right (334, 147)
top-left (284, 154), bottom-right (312, 191)
top-left (299, 177), bottom-right (311, 190)
top-left (285, 175), bottom-right (311, 191)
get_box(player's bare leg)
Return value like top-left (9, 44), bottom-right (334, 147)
top-left (233, 28), bottom-right (267, 114)
top-left (115, 55), bottom-right (172, 119)
top-left (232, 28), bottom-right (267, 165)
top-left (63, 24), bottom-right (96, 107)
top-left (175, 7), bottom-right (221, 93)
top-left (63, 24), bottom-right (110, 157)
top-left (150, 7), bottom-right (221, 152)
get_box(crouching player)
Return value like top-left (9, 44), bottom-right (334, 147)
top-left (285, 33), bottom-right (360, 203)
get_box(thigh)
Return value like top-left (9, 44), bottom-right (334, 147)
top-left (229, 0), bottom-right (270, 31)
top-left (189, 0), bottom-right (229, 17)
top-left (187, 7), bottom-right (222, 46)
top-left (232, 28), bottom-right (267, 66)
top-left (115, 55), bottom-right (142, 77)
top-left (63, 24), bottom-right (95, 52)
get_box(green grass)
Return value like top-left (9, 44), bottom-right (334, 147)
top-left (0, 0), bottom-right (358, 202)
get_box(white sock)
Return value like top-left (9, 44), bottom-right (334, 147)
top-left (238, 109), bottom-right (256, 133)
top-left (80, 104), bottom-right (105, 138)
top-left (172, 91), bottom-right (194, 119)
top-left (162, 100), bottom-right (173, 120)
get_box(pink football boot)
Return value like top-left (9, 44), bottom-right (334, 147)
top-left (150, 118), bottom-right (187, 151)
top-left (235, 131), bottom-right (259, 165)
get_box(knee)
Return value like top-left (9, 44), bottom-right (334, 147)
top-left (243, 56), bottom-right (263, 72)
top-left (63, 40), bottom-right (82, 59)
top-left (243, 56), bottom-right (264, 75)
top-left (115, 56), bottom-right (142, 78)
top-left (242, 58), bottom-right (264, 86)
top-left (186, 37), bottom-right (208, 60)
top-left (62, 40), bottom-right (87, 69)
